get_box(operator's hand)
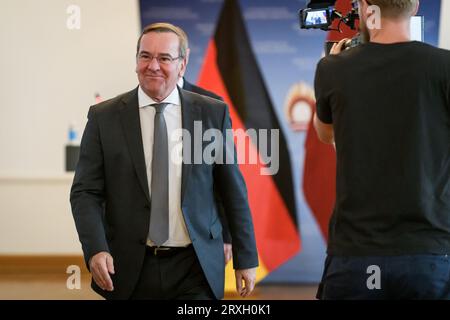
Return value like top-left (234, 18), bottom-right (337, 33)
top-left (235, 267), bottom-right (257, 298)
top-left (330, 38), bottom-right (349, 55)
top-left (224, 243), bottom-right (232, 265)
top-left (89, 251), bottom-right (115, 291)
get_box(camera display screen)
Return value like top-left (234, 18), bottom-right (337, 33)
top-left (304, 9), bottom-right (329, 27)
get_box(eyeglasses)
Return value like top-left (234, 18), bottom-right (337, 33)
top-left (137, 52), bottom-right (182, 65)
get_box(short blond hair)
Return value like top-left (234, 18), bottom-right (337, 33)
top-left (365, 0), bottom-right (418, 18)
top-left (136, 22), bottom-right (189, 58)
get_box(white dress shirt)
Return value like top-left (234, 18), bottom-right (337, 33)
top-left (138, 85), bottom-right (191, 247)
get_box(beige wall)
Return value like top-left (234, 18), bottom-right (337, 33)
top-left (0, 0), bottom-right (140, 254)
top-left (0, 0), bottom-right (140, 176)
top-left (0, 175), bottom-right (80, 254)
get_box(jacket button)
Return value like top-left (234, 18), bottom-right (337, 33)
top-left (139, 239), bottom-right (146, 245)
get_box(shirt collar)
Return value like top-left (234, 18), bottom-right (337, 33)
top-left (177, 77), bottom-right (184, 88)
top-left (138, 85), bottom-right (180, 108)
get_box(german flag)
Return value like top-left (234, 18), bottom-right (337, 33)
top-left (197, 0), bottom-right (300, 288)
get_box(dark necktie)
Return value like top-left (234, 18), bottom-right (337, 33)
top-left (149, 103), bottom-right (169, 246)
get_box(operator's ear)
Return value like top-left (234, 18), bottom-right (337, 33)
top-left (412, 1), bottom-right (419, 16)
top-left (358, 0), bottom-right (369, 20)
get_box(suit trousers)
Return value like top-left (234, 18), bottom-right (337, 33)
top-left (130, 245), bottom-right (215, 300)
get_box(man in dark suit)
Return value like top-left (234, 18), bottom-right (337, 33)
top-left (70, 22), bottom-right (258, 300)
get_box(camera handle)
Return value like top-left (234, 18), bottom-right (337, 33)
top-left (323, 8), bottom-right (359, 32)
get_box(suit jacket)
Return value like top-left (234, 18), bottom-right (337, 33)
top-left (182, 79), bottom-right (231, 244)
top-left (70, 86), bottom-right (258, 300)
top-left (183, 79), bottom-right (223, 101)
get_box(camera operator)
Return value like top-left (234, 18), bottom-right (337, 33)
top-left (314, 0), bottom-right (450, 299)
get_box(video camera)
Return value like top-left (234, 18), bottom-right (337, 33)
top-left (299, 0), bottom-right (362, 54)
top-left (299, 0), bottom-right (425, 55)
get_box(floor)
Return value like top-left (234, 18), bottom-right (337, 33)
top-left (0, 274), bottom-right (318, 300)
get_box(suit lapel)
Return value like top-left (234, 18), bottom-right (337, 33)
top-left (119, 88), bottom-right (151, 203)
top-left (179, 87), bottom-right (202, 203)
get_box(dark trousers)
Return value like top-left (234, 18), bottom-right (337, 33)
top-left (317, 254), bottom-right (450, 300)
top-left (130, 245), bottom-right (215, 300)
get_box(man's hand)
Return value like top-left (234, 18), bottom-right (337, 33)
top-left (224, 244), bottom-right (232, 265)
top-left (330, 38), bottom-right (349, 55)
top-left (235, 267), bottom-right (257, 298)
top-left (89, 251), bottom-right (115, 291)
